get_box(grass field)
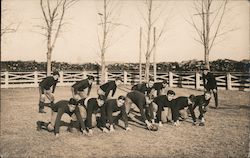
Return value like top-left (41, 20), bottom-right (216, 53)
top-left (1, 86), bottom-right (250, 158)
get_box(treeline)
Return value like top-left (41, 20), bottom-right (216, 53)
top-left (1, 59), bottom-right (249, 72)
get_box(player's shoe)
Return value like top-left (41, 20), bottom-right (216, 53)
top-left (36, 121), bottom-right (42, 131)
top-left (199, 122), bottom-right (205, 126)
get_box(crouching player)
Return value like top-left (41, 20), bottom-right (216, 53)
top-left (101, 96), bottom-right (131, 132)
top-left (171, 95), bottom-right (196, 126)
top-left (125, 90), bottom-right (154, 130)
top-left (153, 90), bottom-right (175, 127)
top-left (38, 71), bottom-right (59, 113)
top-left (152, 79), bottom-right (168, 96)
top-left (71, 76), bottom-right (94, 100)
top-left (193, 91), bottom-right (211, 126)
top-left (36, 98), bottom-right (87, 137)
top-left (98, 77), bottom-right (122, 98)
top-left (84, 95), bottom-right (107, 135)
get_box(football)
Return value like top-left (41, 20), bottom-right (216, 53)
top-left (149, 124), bottom-right (158, 131)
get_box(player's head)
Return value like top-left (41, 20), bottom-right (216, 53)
top-left (204, 91), bottom-right (211, 100)
top-left (87, 76), bottom-right (94, 84)
top-left (188, 94), bottom-right (196, 105)
top-left (167, 90), bottom-right (175, 101)
top-left (148, 78), bottom-right (154, 88)
top-left (203, 67), bottom-right (209, 75)
top-left (115, 77), bottom-right (122, 85)
top-left (68, 98), bottom-right (78, 112)
top-left (52, 71), bottom-right (59, 80)
top-left (162, 80), bottom-right (167, 87)
top-left (97, 95), bottom-right (106, 107)
top-left (117, 95), bottom-right (126, 107)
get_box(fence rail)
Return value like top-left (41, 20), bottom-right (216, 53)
top-left (1, 71), bottom-right (250, 91)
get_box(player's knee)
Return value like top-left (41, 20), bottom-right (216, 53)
top-left (40, 96), bottom-right (46, 102)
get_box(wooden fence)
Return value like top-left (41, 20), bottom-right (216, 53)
top-left (1, 71), bottom-right (250, 91)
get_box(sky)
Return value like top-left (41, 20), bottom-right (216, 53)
top-left (1, 0), bottom-right (249, 64)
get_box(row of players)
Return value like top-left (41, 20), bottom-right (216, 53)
top-left (37, 68), bottom-right (218, 137)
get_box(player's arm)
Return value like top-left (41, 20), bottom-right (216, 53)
top-left (100, 105), bottom-right (107, 128)
top-left (87, 84), bottom-right (92, 96)
top-left (86, 104), bottom-right (94, 129)
top-left (188, 104), bottom-right (197, 124)
top-left (121, 105), bottom-right (130, 130)
top-left (74, 106), bottom-right (87, 134)
top-left (52, 81), bottom-right (58, 93)
top-left (111, 86), bottom-right (117, 97)
top-left (54, 108), bottom-right (64, 135)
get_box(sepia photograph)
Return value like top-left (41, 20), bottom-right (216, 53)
top-left (1, 0), bottom-right (249, 157)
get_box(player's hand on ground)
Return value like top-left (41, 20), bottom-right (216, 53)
top-left (158, 121), bottom-right (163, 127)
top-left (102, 128), bottom-right (109, 133)
top-left (88, 129), bottom-right (93, 136)
top-left (82, 129), bottom-right (88, 136)
top-left (173, 121), bottom-right (180, 126)
top-left (192, 121), bottom-right (197, 126)
top-left (125, 127), bottom-right (132, 131)
top-left (146, 122), bottom-right (153, 130)
top-left (109, 125), bottom-right (115, 132)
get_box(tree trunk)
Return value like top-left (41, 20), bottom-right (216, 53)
top-left (47, 48), bottom-right (52, 76)
top-left (145, 55), bottom-right (150, 81)
top-left (145, 0), bottom-right (152, 82)
top-left (204, 47), bottom-right (209, 69)
top-left (101, 53), bottom-right (105, 84)
top-left (205, 0), bottom-right (210, 70)
top-left (139, 27), bottom-right (142, 83)
top-left (100, 0), bottom-right (107, 84)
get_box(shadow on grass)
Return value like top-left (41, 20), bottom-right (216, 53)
top-left (210, 104), bottom-right (250, 110)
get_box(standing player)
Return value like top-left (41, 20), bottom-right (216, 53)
top-left (171, 95), bottom-right (196, 126)
top-left (202, 67), bottom-right (218, 108)
top-left (125, 90), bottom-right (153, 130)
top-left (71, 76), bottom-right (94, 99)
top-left (38, 71), bottom-right (59, 113)
top-left (193, 91), bottom-right (212, 126)
top-left (153, 90), bottom-right (175, 127)
top-left (98, 77), bottom-right (122, 98)
top-left (36, 98), bottom-right (87, 137)
top-left (101, 96), bottom-right (131, 132)
top-left (152, 79), bottom-right (168, 96)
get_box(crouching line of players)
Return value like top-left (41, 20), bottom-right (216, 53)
top-left (37, 75), bottom-right (212, 137)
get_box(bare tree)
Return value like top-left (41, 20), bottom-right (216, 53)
top-left (189, 0), bottom-right (233, 69)
top-left (140, 0), bottom-right (170, 81)
top-left (39, 0), bottom-right (77, 75)
top-left (97, 0), bottom-right (123, 83)
top-left (1, 0), bottom-right (19, 37)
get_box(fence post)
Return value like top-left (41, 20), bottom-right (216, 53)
top-left (124, 71), bottom-right (128, 85)
top-left (169, 71), bottom-right (173, 87)
top-left (104, 68), bottom-right (108, 83)
top-left (4, 71), bottom-right (9, 88)
top-left (34, 71), bottom-right (38, 86)
top-left (82, 71), bottom-right (87, 79)
top-left (227, 73), bottom-right (232, 90)
top-left (195, 72), bottom-right (201, 89)
top-left (59, 71), bottom-right (64, 84)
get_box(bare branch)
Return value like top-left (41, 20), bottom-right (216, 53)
top-left (40, 0), bottom-right (50, 28)
top-left (208, 0), bottom-right (228, 52)
top-left (51, 0), bottom-right (67, 49)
